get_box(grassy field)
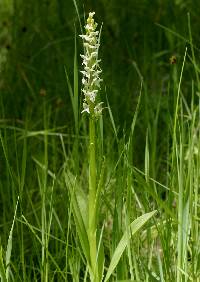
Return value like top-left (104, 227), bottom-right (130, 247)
top-left (0, 0), bottom-right (200, 281)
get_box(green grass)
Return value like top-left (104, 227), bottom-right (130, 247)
top-left (1, 0), bottom-right (200, 281)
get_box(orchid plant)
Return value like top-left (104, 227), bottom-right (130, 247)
top-left (80, 11), bottom-right (103, 281)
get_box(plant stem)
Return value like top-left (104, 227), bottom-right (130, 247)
top-left (89, 117), bottom-right (98, 281)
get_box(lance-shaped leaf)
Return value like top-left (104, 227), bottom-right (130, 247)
top-left (104, 210), bottom-right (157, 282)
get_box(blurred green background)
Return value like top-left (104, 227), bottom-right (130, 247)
top-left (1, 0), bottom-right (199, 121)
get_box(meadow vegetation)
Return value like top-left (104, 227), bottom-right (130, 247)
top-left (0, 0), bottom-right (200, 281)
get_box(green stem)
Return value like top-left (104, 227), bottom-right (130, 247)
top-left (89, 117), bottom-right (98, 281)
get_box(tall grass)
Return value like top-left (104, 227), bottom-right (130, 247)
top-left (0, 1), bottom-right (200, 281)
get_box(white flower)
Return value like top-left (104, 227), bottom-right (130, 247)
top-left (82, 89), bottom-right (98, 103)
top-left (94, 102), bottom-right (104, 116)
top-left (80, 12), bottom-right (103, 119)
top-left (81, 102), bottom-right (90, 114)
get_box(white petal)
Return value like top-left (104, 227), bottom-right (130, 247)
top-left (81, 103), bottom-right (90, 114)
top-left (89, 12), bottom-right (95, 17)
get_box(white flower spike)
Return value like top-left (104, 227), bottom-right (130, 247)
top-left (80, 12), bottom-right (103, 118)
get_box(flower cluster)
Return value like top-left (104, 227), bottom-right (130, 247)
top-left (80, 12), bottom-right (103, 118)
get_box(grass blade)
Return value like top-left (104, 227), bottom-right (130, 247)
top-left (6, 196), bottom-right (19, 281)
top-left (104, 210), bottom-right (157, 282)
top-left (0, 246), bottom-right (6, 282)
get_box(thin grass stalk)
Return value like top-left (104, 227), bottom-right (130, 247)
top-left (73, 32), bottom-right (79, 173)
top-left (41, 99), bottom-right (48, 282)
top-left (170, 48), bottom-right (187, 281)
top-left (176, 136), bottom-right (183, 282)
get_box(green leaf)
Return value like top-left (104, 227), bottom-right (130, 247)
top-left (64, 172), bottom-right (90, 264)
top-left (104, 211), bottom-right (157, 282)
top-left (106, 95), bottom-right (118, 142)
top-left (96, 225), bottom-right (105, 281)
top-left (6, 196), bottom-right (19, 281)
top-left (0, 246), bottom-right (7, 282)
top-left (95, 157), bottom-right (106, 220)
